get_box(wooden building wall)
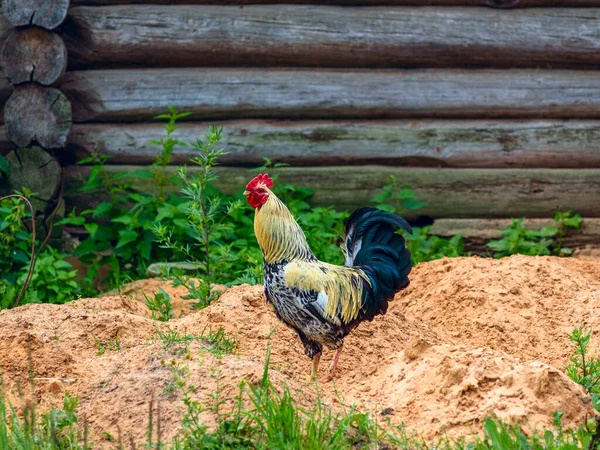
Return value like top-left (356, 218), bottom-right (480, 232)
top-left (2, 0), bottom-right (600, 245)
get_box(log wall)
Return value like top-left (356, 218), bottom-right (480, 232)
top-left (2, 0), bottom-right (600, 244)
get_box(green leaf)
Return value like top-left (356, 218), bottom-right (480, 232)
top-left (92, 202), bottom-right (113, 218)
top-left (176, 111), bottom-right (193, 120)
top-left (53, 260), bottom-right (73, 270)
top-left (537, 225), bottom-right (559, 237)
top-left (487, 239), bottom-right (507, 251)
top-left (56, 215), bottom-right (85, 226)
top-left (114, 170), bottom-right (153, 180)
top-left (14, 230), bottom-right (30, 241)
top-left (79, 176), bottom-right (102, 192)
top-left (11, 250), bottom-right (30, 265)
top-left (119, 246), bottom-right (133, 261)
top-left (401, 198), bottom-right (427, 211)
top-left (89, 165), bottom-right (103, 180)
top-left (156, 206), bottom-right (175, 222)
top-left (0, 155), bottom-right (9, 177)
top-left (397, 188), bottom-right (416, 199)
top-left (563, 215), bottom-right (583, 229)
top-left (116, 229), bottom-right (138, 248)
top-left (375, 204), bottom-right (396, 213)
top-left (370, 192), bottom-right (392, 203)
top-left (138, 240), bottom-right (152, 261)
top-left (77, 156), bottom-right (93, 165)
top-left (174, 218), bottom-right (189, 228)
top-left (84, 223), bottom-right (99, 238)
top-left (113, 215), bottom-right (133, 225)
top-left (128, 193), bottom-right (153, 204)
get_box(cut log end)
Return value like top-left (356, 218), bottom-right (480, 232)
top-left (5, 85), bottom-right (72, 149)
top-left (5, 147), bottom-right (62, 213)
top-left (4, 0), bottom-right (70, 29)
top-left (1, 28), bottom-right (68, 85)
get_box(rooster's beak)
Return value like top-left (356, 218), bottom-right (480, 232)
top-left (243, 190), bottom-right (250, 196)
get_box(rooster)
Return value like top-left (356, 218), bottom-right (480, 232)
top-left (244, 173), bottom-right (412, 378)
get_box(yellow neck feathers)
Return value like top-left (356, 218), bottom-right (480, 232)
top-left (253, 190), bottom-right (313, 263)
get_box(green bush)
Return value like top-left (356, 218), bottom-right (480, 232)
top-left (0, 195), bottom-right (81, 310)
top-left (566, 327), bottom-right (600, 411)
top-left (144, 288), bottom-right (174, 322)
top-left (487, 212), bottom-right (583, 258)
top-left (371, 175), bottom-right (466, 265)
top-left (405, 226), bottom-right (465, 264)
top-left (58, 162), bottom-right (189, 290)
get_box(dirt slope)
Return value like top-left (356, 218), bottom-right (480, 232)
top-left (398, 255), bottom-right (600, 367)
top-left (0, 255), bottom-right (597, 446)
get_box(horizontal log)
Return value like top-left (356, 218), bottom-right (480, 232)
top-left (430, 218), bottom-right (600, 252)
top-left (59, 69), bottom-right (600, 122)
top-left (65, 6), bottom-right (600, 70)
top-left (68, 120), bottom-right (600, 168)
top-left (69, 0), bottom-right (600, 7)
top-left (1, 28), bottom-right (68, 85)
top-left (64, 166), bottom-right (600, 218)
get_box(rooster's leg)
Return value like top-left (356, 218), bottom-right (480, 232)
top-left (329, 346), bottom-right (343, 375)
top-left (312, 352), bottom-right (322, 378)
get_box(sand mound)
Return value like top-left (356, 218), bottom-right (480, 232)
top-left (397, 255), bottom-right (600, 367)
top-left (0, 255), bottom-right (597, 446)
top-left (357, 345), bottom-right (590, 440)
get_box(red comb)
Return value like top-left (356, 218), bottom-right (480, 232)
top-left (246, 173), bottom-right (274, 191)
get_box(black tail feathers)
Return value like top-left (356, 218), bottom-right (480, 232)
top-left (344, 207), bottom-right (412, 322)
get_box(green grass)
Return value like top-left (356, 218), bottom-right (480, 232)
top-left (199, 326), bottom-right (238, 358)
top-left (90, 333), bottom-right (122, 356)
top-left (0, 374), bottom-right (89, 450)
top-left (159, 348), bottom-right (598, 450)
top-left (1, 352), bottom-right (597, 449)
top-left (153, 325), bottom-right (238, 358)
top-left (144, 288), bottom-right (175, 322)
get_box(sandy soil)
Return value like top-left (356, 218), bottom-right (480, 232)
top-left (0, 255), bottom-right (598, 447)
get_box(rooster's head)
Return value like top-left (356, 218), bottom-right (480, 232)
top-left (244, 173), bottom-right (274, 209)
